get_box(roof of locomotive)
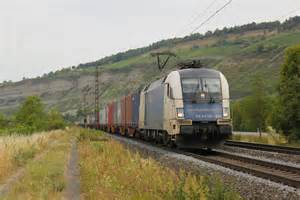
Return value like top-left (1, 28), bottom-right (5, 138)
top-left (143, 68), bottom-right (222, 93)
top-left (177, 67), bottom-right (221, 78)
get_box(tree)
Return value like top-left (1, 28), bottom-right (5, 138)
top-left (47, 108), bottom-right (65, 130)
top-left (249, 76), bottom-right (268, 133)
top-left (233, 76), bottom-right (268, 132)
top-left (231, 101), bottom-right (243, 131)
top-left (277, 45), bottom-right (300, 139)
top-left (0, 113), bottom-right (7, 129)
top-left (15, 96), bottom-right (47, 131)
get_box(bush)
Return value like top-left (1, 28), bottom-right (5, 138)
top-left (232, 76), bottom-right (268, 132)
top-left (277, 45), bottom-right (300, 139)
top-left (15, 96), bottom-right (48, 131)
top-left (47, 109), bottom-right (65, 130)
top-left (0, 96), bottom-right (66, 135)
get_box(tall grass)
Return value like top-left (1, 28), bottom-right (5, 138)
top-left (231, 130), bottom-right (288, 146)
top-left (3, 129), bottom-right (74, 199)
top-left (78, 129), bottom-right (241, 200)
top-left (0, 130), bottom-right (64, 183)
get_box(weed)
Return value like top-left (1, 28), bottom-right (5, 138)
top-left (0, 130), bottom-right (64, 182)
top-left (78, 129), bottom-right (241, 200)
top-left (3, 130), bottom-right (72, 199)
top-left (13, 146), bottom-right (36, 166)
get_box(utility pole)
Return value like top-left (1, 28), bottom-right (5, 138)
top-left (82, 85), bottom-right (91, 128)
top-left (94, 66), bottom-right (100, 129)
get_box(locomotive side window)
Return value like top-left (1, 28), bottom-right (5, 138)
top-left (166, 83), bottom-right (170, 97)
top-left (166, 83), bottom-right (174, 99)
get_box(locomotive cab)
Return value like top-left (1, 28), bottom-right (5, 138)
top-left (164, 67), bottom-right (232, 147)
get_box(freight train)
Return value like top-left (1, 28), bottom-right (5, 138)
top-left (85, 64), bottom-right (232, 148)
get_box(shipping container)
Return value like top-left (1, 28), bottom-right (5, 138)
top-left (116, 99), bottom-right (122, 126)
top-left (100, 107), bottom-right (107, 125)
top-left (107, 102), bottom-right (114, 127)
top-left (87, 113), bottom-right (96, 128)
top-left (144, 79), bottom-right (164, 130)
top-left (131, 92), bottom-right (140, 128)
top-left (121, 96), bottom-right (127, 127)
top-left (112, 101), bottom-right (117, 127)
top-left (125, 95), bottom-right (132, 126)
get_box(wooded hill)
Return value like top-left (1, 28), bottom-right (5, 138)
top-left (0, 17), bottom-right (300, 116)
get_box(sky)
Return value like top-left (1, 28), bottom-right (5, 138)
top-left (0, 0), bottom-right (299, 82)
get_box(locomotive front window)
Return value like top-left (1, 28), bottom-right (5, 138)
top-left (182, 79), bottom-right (201, 94)
top-left (202, 78), bottom-right (221, 98)
top-left (182, 77), bottom-right (221, 101)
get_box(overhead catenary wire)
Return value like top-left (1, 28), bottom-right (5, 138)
top-left (165, 0), bottom-right (233, 70)
top-left (190, 0), bottom-right (233, 34)
top-left (175, 0), bottom-right (219, 37)
top-left (278, 7), bottom-right (300, 20)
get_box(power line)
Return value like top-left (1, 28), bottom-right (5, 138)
top-left (279, 7), bottom-right (300, 20)
top-left (190, 0), bottom-right (233, 34)
top-left (176, 0), bottom-right (219, 37)
top-left (188, 0), bottom-right (219, 28)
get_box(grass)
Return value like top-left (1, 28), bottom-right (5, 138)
top-left (231, 133), bottom-right (286, 145)
top-left (0, 130), bottom-right (64, 183)
top-left (231, 128), bottom-right (300, 147)
top-left (242, 32), bottom-right (300, 54)
top-left (2, 128), bottom-right (74, 200)
top-left (177, 44), bottom-right (241, 59)
top-left (78, 129), bottom-right (242, 200)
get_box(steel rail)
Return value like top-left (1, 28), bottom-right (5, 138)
top-left (105, 132), bottom-right (300, 188)
top-left (179, 150), bottom-right (300, 188)
top-left (224, 140), bottom-right (300, 155)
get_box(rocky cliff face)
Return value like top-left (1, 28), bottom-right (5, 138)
top-left (0, 75), bottom-right (93, 115)
top-left (1, 25), bottom-right (300, 116)
top-left (0, 67), bottom-right (144, 115)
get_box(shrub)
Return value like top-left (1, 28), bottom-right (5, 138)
top-left (277, 45), bottom-right (300, 139)
top-left (47, 109), bottom-right (66, 130)
top-left (0, 96), bottom-right (66, 135)
top-left (15, 96), bottom-right (48, 132)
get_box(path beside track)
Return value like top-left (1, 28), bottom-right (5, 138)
top-left (64, 140), bottom-right (80, 200)
top-left (0, 141), bottom-right (57, 197)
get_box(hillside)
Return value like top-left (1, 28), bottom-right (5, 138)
top-left (1, 17), bottom-right (300, 116)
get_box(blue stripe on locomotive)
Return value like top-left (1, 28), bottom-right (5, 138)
top-left (184, 103), bottom-right (223, 121)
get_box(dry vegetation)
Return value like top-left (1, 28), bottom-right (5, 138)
top-left (232, 132), bottom-right (300, 147)
top-left (3, 129), bottom-right (74, 199)
top-left (0, 130), bottom-right (66, 183)
top-left (0, 127), bottom-right (244, 199)
top-left (78, 129), bottom-right (241, 200)
top-left (231, 129), bottom-right (289, 145)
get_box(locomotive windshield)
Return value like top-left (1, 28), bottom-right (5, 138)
top-left (182, 78), bottom-right (221, 102)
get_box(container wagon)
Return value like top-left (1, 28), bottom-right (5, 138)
top-left (88, 64), bottom-right (232, 148)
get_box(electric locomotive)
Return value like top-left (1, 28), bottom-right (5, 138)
top-left (139, 62), bottom-right (232, 148)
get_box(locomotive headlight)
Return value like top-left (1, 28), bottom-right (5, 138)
top-left (176, 108), bottom-right (184, 119)
top-left (223, 107), bottom-right (229, 118)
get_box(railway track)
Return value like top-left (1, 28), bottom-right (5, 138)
top-left (180, 150), bottom-right (300, 188)
top-left (224, 140), bottom-right (300, 155)
top-left (107, 133), bottom-right (300, 188)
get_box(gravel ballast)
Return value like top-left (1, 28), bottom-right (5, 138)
top-left (109, 135), bottom-right (300, 200)
top-left (219, 145), bottom-right (300, 165)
